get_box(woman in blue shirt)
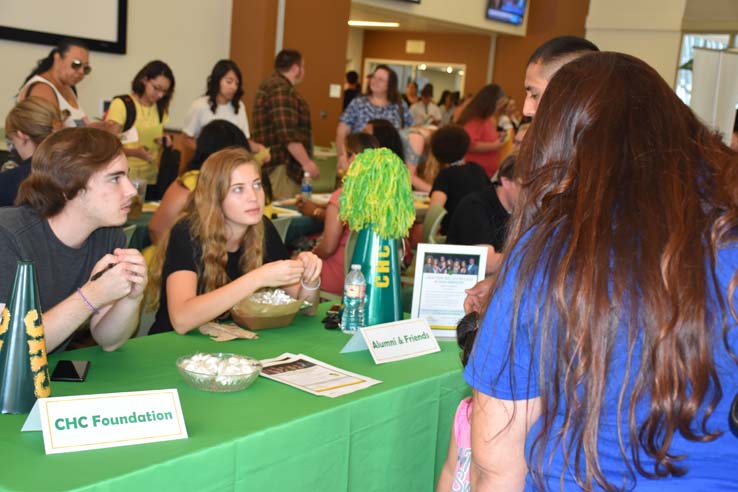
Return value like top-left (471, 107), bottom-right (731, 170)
top-left (465, 52), bottom-right (738, 491)
top-left (335, 64), bottom-right (413, 173)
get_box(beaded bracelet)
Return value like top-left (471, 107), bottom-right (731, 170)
top-left (77, 288), bottom-right (100, 315)
top-left (301, 278), bottom-right (321, 291)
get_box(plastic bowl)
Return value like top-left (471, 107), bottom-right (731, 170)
top-left (176, 353), bottom-right (262, 393)
top-left (230, 310), bottom-right (299, 330)
top-left (230, 296), bottom-right (302, 330)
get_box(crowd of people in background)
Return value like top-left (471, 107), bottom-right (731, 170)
top-left (2, 31), bottom-right (738, 492)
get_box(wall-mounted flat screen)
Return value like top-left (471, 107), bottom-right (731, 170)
top-left (486, 0), bottom-right (527, 26)
top-left (0, 0), bottom-right (127, 53)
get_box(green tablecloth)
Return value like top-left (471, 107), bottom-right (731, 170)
top-left (0, 305), bottom-right (468, 491)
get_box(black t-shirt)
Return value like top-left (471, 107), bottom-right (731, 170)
top-left (150, 216), bottom-right (289, 334)
top-left (446, 184), bottom-right (511, 251)
top-left (343, 88), bottom-right (359, 111)
top-left (431, 162), bottom-right (489, 234)
top-left (0, 205), bottom-right (125, 352)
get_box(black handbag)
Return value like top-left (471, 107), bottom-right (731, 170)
top-left (146, 143), bottom-right (180, 201)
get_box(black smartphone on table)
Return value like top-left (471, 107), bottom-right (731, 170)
top-left (50, 360), bottom-right (90, 382)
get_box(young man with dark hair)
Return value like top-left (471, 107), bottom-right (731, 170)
top-left (464, 36), bottom-right (599, 312)
top-left (252, 49), bottom-right (317, 199)
top-left (343, 70), bottom-right (360, 110)
top-left (523, 36), bottom-right (600, 117)
top-left (0, 128), bottom-right (148, 352)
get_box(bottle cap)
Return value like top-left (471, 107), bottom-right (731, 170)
top-left (351, 264), bottom-right (361, 270)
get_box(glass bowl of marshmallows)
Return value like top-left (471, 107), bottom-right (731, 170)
top-left (176, 353), bottom-right (262, 392)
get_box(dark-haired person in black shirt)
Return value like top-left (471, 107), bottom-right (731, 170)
top-left (446, 154), bottom-right (520, 274)
top-left (429, 125), bottom-right (489, 235)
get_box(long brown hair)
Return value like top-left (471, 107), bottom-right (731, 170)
top-left (456, 83), bottom-right (505, 126)
top-left (489, 52), bottom-right (738, 490)
top-left (147, 147), bottom-right (264, 309)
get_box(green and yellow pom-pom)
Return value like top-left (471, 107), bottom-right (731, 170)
top-left (339, 148), bottom-right (415, 239)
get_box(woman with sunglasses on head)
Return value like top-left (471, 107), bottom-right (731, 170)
top-left (18, 38), bottom-right (101, 129)
top-left (147, 147), bottom-right (321, 335)
top-left (182, 59), bottom-right (266, 157)
top-left (104, 60), bottom-right (175, 184)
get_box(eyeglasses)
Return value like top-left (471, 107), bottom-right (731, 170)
top-left (70, 59), bottom-right (92, 75)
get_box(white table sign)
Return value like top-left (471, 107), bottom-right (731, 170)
top-left (410, 243), bottom-right (487, 337)
top-left (29, 389), bottom-right (187, 455)
top-left (360, 318), bottom-right (440, 364)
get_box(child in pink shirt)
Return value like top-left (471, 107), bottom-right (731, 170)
top-left (437, 312), bottom-right (478, 492)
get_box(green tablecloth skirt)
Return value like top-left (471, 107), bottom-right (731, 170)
top-left (0, 304), bottom-right (468, 491)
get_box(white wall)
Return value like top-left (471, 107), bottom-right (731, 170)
top-left (346, 27), bottom-right (365, 74)
top-left (586, 0), bottom-right (687, 88)
top-left (0, 0), bottom-right (232, 129)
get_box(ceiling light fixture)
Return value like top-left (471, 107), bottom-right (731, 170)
top-left (419, 64), bottom-right (427, 71)
top-left (348, 20), bottom-right (400, 28)
top-left (446, 66), bottom-right (453, 74)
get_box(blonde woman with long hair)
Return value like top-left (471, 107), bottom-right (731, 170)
top-left (147, 147), bottom-right (321, 335)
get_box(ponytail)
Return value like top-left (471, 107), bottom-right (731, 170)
top-left (19, 38), bottom-right (89, 92)
top-left (21, 49), bottom-right (57, 88)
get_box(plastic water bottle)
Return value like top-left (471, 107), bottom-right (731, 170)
top-left (341, 264), bottom-right (366, 332)
top-left (301, 172), bottom-right (313, 199)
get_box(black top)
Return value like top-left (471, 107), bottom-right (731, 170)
top-left (0, 158), bottom-right (32, 207)
top-left (446, 184), bottom-right (511, 251)
top-left (431, 162), bottom-right (489, 234)
top-left (150, 216), bottom-right (289, 334)
top-left (0, 205), bottom-right (124, 352)
top-left (343, 88), bottom-right (359, 111)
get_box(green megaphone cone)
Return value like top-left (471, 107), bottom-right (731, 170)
top-left (338, 148), bottom-right (415, 326)
top-left (0, 261), bottom-right (51, 414)
top-left (351, 227), bottom-right (402, 326)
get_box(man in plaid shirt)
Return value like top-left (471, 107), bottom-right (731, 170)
top-left (252, 49), bottom-right (318, 199)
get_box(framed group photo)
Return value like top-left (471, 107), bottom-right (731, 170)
top-left (410, 243), bottom-right (487, 337)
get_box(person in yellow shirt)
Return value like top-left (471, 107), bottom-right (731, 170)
top-left (105, 60), bottom-right (175, 184)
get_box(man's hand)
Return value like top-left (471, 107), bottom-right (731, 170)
top-left (113, 248), bottom-right (148, 300)
top-left (303, 160), bottom-right (320, 179)
top-left (464, 276), bottom-right (495, 314)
